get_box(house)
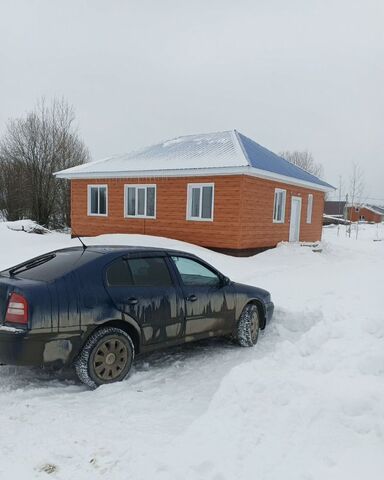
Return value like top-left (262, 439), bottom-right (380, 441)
top-left (347, 204), bottom-right (384, 223)
top-left (323, 201), bottom-right (349, 225)
top-left (324, 201), bottom-right (347, 219)
top-left (324, 201), bottom-right (384, 225)
top-left (55, 130), bottom-right (334, 256)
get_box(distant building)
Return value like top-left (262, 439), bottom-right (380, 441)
top-left (324, 201), bottom-right (384, 224)
top-left (348, 204), bottom-right (384, 223)
top-left (56, 130), bottom-right (334, 255)
top-left (324, 201), bottom-right (347, 219)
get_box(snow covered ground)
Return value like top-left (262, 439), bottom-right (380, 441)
top-left (0, 221), bottom-right (383, 480)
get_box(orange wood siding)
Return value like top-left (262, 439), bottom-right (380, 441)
top-left (238, 176), bottom-right (324, 248)
top-left (71, 176), bottom-right (243, 249)
top-left (71, 175), bottom-right (325, 251)
top-left (348, 207), bottom-right (383, 223)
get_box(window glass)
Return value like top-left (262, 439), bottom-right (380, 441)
top-left (172, 256), bottom-right (220, 286)
top-left (90, 187), bottom-right (98, 214)
top-left (107, 257), bottom-right (172, 287)
top-left (129, 257), bottom-right (172, 286)
top-left (8, 250), bottom-right (101, 282)
top-left (306, 194), bottom-right (313, 224)
top-left (125, 185), bottom-right (156, 218)
top-left (191, 188), bottom-right (200, 217)
top-left (107, 258), bottom-right (133, 286)
top-left (147, 187), bottom-right (155, 217)
top-left (188, 184), bottom-right (214, 220)
top-left (273, 189), bottom-right (286, 222)
top-left (127, 187), bottom-right (136, 215)
top-left (89, 186), bottom-right (107, 215)
top-left (137, 188), bottom-right (146, 215)
top-left (201, 186), bottom-right (213, 219)
top-left (99, 187), bottom-right (107, 215)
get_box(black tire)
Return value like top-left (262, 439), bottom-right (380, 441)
top-left (74, 327), bottom-right (134, 389)
top-left (236, 304), bottom-right (260, 347)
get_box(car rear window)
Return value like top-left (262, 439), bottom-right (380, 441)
top-left (107, 257), bottom-right (172, 287)
top-left (4, 250), bottom-right (93, 282)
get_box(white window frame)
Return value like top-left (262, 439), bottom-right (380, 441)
top-left (87, 184), bottom-right (108, 217)
top-left (124, 184), bottom-right (157, 219)
top-left (186, 183), bottom-right (215, 222)
top-left (272, 188), bottom-right (286, 223)
top-left (306, 194), bottom-right (313, 224)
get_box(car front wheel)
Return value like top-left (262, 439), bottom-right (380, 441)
top-left (236, 304), bottom-right (260, 347)
top-left (74, 326), bottom-right (134, 389)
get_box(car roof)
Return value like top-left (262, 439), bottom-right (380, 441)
top-left (53, 245), bottom-right (197, 258)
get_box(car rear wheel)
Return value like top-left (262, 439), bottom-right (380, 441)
top-left (236, 304), bottom-right (260, 347)
top-left (74, 327), bottom-right (134, 389)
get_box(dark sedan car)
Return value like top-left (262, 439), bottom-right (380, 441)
top-left (0, 246), bottom-right (273, 388)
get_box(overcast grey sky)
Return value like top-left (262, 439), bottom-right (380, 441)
top-left (1, 0), bottom-right (383, 200)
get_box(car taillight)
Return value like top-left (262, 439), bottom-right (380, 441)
top-left (5, 293), bottom-right (29, 325)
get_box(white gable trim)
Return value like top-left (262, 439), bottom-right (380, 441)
top-left (55, 166), bottom-right (334, 192)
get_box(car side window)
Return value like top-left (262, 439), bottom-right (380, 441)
top-left (171, 256), bottom-right (220, 287)
top-left (107, 258), bottom-right (134, 286)
top-left (107, 256), bottom-right (173, 287)
top-left (128, 257), bottom-right (172, 287)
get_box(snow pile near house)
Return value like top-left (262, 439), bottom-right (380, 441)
top-left (0, 223), bottom-right (383, 479)
top-left (0, 221), bottom-right (73, 270)
top-left (6, 219), bottom-right (51, 234)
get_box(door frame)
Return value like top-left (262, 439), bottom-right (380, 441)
top-left (289, 196), bottom-right (302, 242)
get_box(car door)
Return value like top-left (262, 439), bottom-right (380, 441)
top-left (105, 253), bottom-right (184, 346)
top-left (170, 255), bottom-right (236, 338)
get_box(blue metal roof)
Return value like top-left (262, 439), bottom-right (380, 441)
top-left (236, 131), bottom-right (334, 190)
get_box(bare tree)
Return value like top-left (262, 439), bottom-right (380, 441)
top-left (279, 150), bottom-right (324, 178)
top-left (0, 98), bottom-right (89, 227)
top-left (346, 163), bottom-right (365, 238)
top-left (348, 163), bottom-right (365, 208)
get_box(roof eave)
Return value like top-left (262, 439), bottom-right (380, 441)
top-left (247, 167), bottom-right (335, 192)
top-left (55, 165), bottom-right (335, 192)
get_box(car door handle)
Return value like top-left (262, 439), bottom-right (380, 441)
top-left (127, 297), bottom-right (138, 305)
top-left (186, 294), bottom-right (197, 302)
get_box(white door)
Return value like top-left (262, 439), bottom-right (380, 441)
top-left (289, 196), bottom-right (302, 242)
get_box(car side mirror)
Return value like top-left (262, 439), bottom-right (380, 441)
top-left (221, 276), bottom-right (231, 287)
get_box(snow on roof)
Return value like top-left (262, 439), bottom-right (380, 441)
top-left (361, 205), bottom-right (384, 216)
top-left (55, 130), bottom-right (334, 191)
top-left (346, 204), bottom-right (384, 216)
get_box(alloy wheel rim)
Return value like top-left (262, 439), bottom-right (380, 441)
top-left (251, 313), bottom-right (259, 341)
top-left (93, 338), bottom-right (128, 381)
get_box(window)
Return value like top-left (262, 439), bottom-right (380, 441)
top-left (124, 185), bottom-right (156, 218)
top-left (187, 183), bottom-right (214, 221)
top-left (107, 257), bottom-right (172, 287)
top-left (4, 250), bottom-right (100, 282)
top-left (88, 185), bottom-right (108, 216)
top-left (306, 194), bottom-right (313, 224)
top-left (171, 256), bottom-right (220, 287)
top-left (273, 189), bottom-right (286, 223)
top-left (129, 257), bottom-right (172, 286)
top-left (107, 258), bottom-right (134, 286)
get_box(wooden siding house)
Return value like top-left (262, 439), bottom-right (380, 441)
top-left (55, 130), bottom-right (334, 255)
top-left (324, 202), bottom-right (384, 224)
top-left (348, 205), bottom-right (384, 223)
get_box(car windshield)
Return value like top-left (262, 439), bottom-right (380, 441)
top-left (1, 250), bottom-right (93, 282)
